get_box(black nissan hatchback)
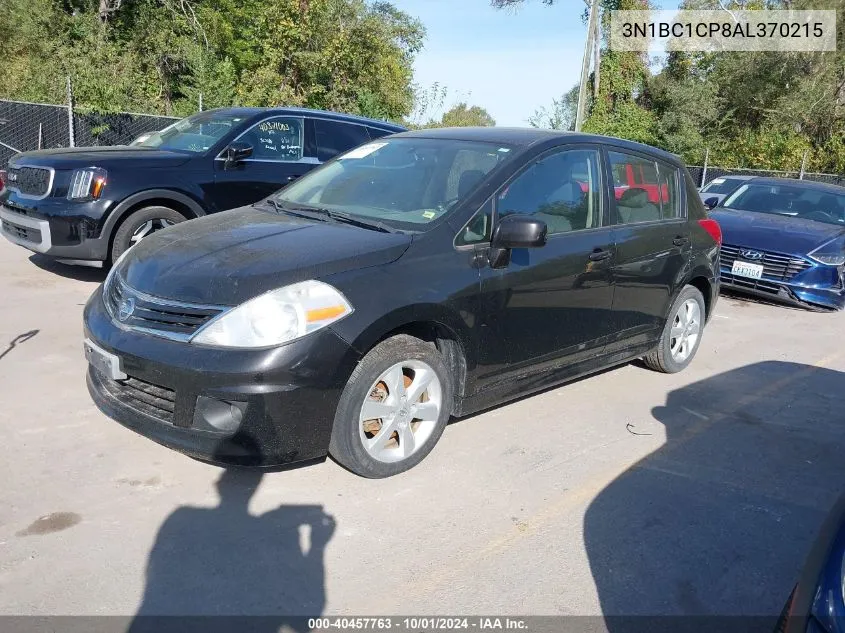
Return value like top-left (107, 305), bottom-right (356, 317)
top-left (83, 128), bottom-right (721, 478)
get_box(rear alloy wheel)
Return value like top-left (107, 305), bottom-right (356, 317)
top-left (643, 285), bottom-right (706, 374)
top-left (329, 335), bottom-right (453, 478)
top-left (110, 206), bottom-right (186, 264)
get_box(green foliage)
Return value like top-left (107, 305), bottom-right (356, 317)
top-left (497, 0), bottom-right (844, 172)
top-left (0, 0), bottom-right (424, 122)
top-left (528, 84), bottom-right (579, 130)
top-left (438, 103), bottom-right (496, 127)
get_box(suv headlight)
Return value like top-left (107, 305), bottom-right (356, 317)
top-left (68, 167), bottom-right (107, 201)
top-left (190, 280), bottom-right (353, 348)
top-left (809, 237), bottom-right (845, 267)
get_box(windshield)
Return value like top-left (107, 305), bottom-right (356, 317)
top-left (722, 183), bottom-right (845, 226)
top-left (133, 111), bottom-right (245, 153)
top-left (701, 177), bottom-right (744, 194)
top-left (274, 137), bottom-right (513, 230)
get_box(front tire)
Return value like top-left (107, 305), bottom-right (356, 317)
top-left (643, 285), bottom-right (706, 374)
top-left (110, 206), bottom-right (186, 264)
top-left (329, 335), bottom-right (454, 478)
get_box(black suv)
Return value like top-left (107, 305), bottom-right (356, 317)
top-left (84, 128), bottom-right (721, 478)
top-left (0, 107), bottom-right (405, 266)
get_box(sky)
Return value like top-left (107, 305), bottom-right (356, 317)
top-left (389, 0), bottom-right (674, 127)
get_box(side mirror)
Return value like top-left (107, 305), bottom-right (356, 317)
top-left (223, 142), bottom-right (253, 168)
top-left (703, 196), bottom-right (719, 210)
top-left (488, 215), bottom-right (547, 269)
top-left (492, 215), bottom-right (548, 249)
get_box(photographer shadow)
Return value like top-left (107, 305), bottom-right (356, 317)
top-left (584, 360), bottom-right (845, 632)
top-left (129, 444), bottom-right (335, 633)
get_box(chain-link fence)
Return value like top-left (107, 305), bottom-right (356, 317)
top-left (688, 165), bottom-right (845, 189)
top-left (0, 98), bottom-right (178, 167)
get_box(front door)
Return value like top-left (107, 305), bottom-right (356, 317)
top-left (605, 149), bottom-right (691, 355)
top-left (475, 145), bottom-right (617, 386)
top-left (212, 116), bottom-right (316, 212)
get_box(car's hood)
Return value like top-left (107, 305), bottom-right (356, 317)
top-left (11, 146), bottom-right (192, 170)
top-left (120, 206), bottom-right (412, 305)
top-left (709, 208), bottom-right (845, 255)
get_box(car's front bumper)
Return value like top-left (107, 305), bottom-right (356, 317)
top-left (0, 196), bottom-right (113, 262)
top-left (720, 263), bottom-right (845, 310)
top-left (83, 287), bottom-right (362, 467)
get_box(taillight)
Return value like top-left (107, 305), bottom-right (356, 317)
top-left (0, 169), bottom-right (6, 190)
top-left (698, 218), bottom-right (722, 245)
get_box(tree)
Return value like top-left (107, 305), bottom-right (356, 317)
top-left (0, 0), bottom-right (425, 122)
top-left (528, 84), bottom-right (579, 130)
top-left (438, 103), bottom-right (495, 127)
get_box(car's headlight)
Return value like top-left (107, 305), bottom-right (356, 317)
top-left (190, 280), bottom-right (353, 348)
top-left (809, 237), bottom-right (845, 267)
top-left (68, 167), bottom-right (107, 201)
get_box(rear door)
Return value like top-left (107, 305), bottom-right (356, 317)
top-left (212, 115), bottom-right (314, 210)
top-left (605, 149), bottom-right (691, 355)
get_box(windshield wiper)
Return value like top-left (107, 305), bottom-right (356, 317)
top-left (258, 200), bottom-right (396, 233)
top-left (321, 210), bottom-right (395, 234)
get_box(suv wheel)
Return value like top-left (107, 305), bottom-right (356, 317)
top-left (329, 334), bottom-right (453, 478)
top-left (643, 284), bottom-right (706, 374)
top-left (111, 206), bottom-right (186, 263)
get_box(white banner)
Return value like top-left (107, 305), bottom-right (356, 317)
top-left (610, 10), bottom-right (837, 52)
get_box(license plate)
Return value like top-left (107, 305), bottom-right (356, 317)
top-left (84, 339), bottom-right (127, 380)
top-left (731, 260), bottom-right (764, 280)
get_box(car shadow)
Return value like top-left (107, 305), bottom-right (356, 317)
top-left (28, 254), bottom-right (107, 282)
top-left (128, 440), bottom-right (335, 633)
top-left (0, 329), bottom-right (39, 361)
top-left (584, 361), bottom-right (845, 632)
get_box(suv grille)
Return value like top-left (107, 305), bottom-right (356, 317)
top-left (99, 373), bottom-right (176, 424)
top-left (105, 275), bottom-right (227, 341)
top-left (720, 244), bottom-right (812, 281)
top-left (6, 166), bottom-right (52, 198)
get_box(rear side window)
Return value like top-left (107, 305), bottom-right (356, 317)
top-left (656, 160), bottom-right (681, 218)
top-left (315, 120), bottom-right (371, 162)
top-left (610, 151), bottom-right (676, 224)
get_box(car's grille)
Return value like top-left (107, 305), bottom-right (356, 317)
top-left (100, 373), bottom-right (175, 423)
top-left (6, 166), bottom-right (52, 198)
top-left (2, 218), bottom-right (41, 243)
top-left (105, 275), bottom-right (227, 340)
top-left (720, 244), bottom-right (812, 281)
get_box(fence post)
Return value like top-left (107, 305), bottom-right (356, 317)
top-left (701, 148), bottom-right (709, 188)
top-left (66, 76), bottom-right (75, 148)
top-left (37, 123), bottom-right (42, 150)
top-left (799, 150), bottom-right (808, 180)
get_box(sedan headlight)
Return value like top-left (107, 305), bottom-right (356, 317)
top-left (68, 167), bottom-right (107, 201)
top-left (190, 280), bottom-right (353, 348)
top-left (809, 237), bottom-right (845, 267)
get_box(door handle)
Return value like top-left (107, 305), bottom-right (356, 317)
top-left (673, 236), bottom-right (690, 246)
top-left (589, 249), bottom-right (612, 262)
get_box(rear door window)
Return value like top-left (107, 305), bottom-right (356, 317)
top-left (609, 151), bottom-right (663, 224)
top-left (314, 120), bottom-right (371, 162)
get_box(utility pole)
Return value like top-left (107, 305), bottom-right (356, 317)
top-left (592, 0), bottom-right (601, 101)
top-left (575, 0), bottom-right (599, 132)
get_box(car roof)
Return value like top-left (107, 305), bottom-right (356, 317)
top-left (202, 107), bottom-right (406, 132)
top-left (391, 127), bottom-right (683, 163)
top-left (745, 176), bottom-right (845, 194)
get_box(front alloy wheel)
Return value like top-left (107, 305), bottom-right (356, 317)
top-left (329, 334), bottom-right (453, 478)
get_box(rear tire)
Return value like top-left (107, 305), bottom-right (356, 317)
top-left (643, 284), bottom-right (706, 374)
top-left (110, 206), bottom-right (186, 264)
top-left (329, 335), bottom-right (453, 478)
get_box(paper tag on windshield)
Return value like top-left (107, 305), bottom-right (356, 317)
top-left (712, 178), bottom-right (725, 184)
top-left (339, 142), bottom-right (388, 159)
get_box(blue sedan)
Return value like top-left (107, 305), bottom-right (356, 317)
top-left (707, 178), bottom-right (845, 311)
